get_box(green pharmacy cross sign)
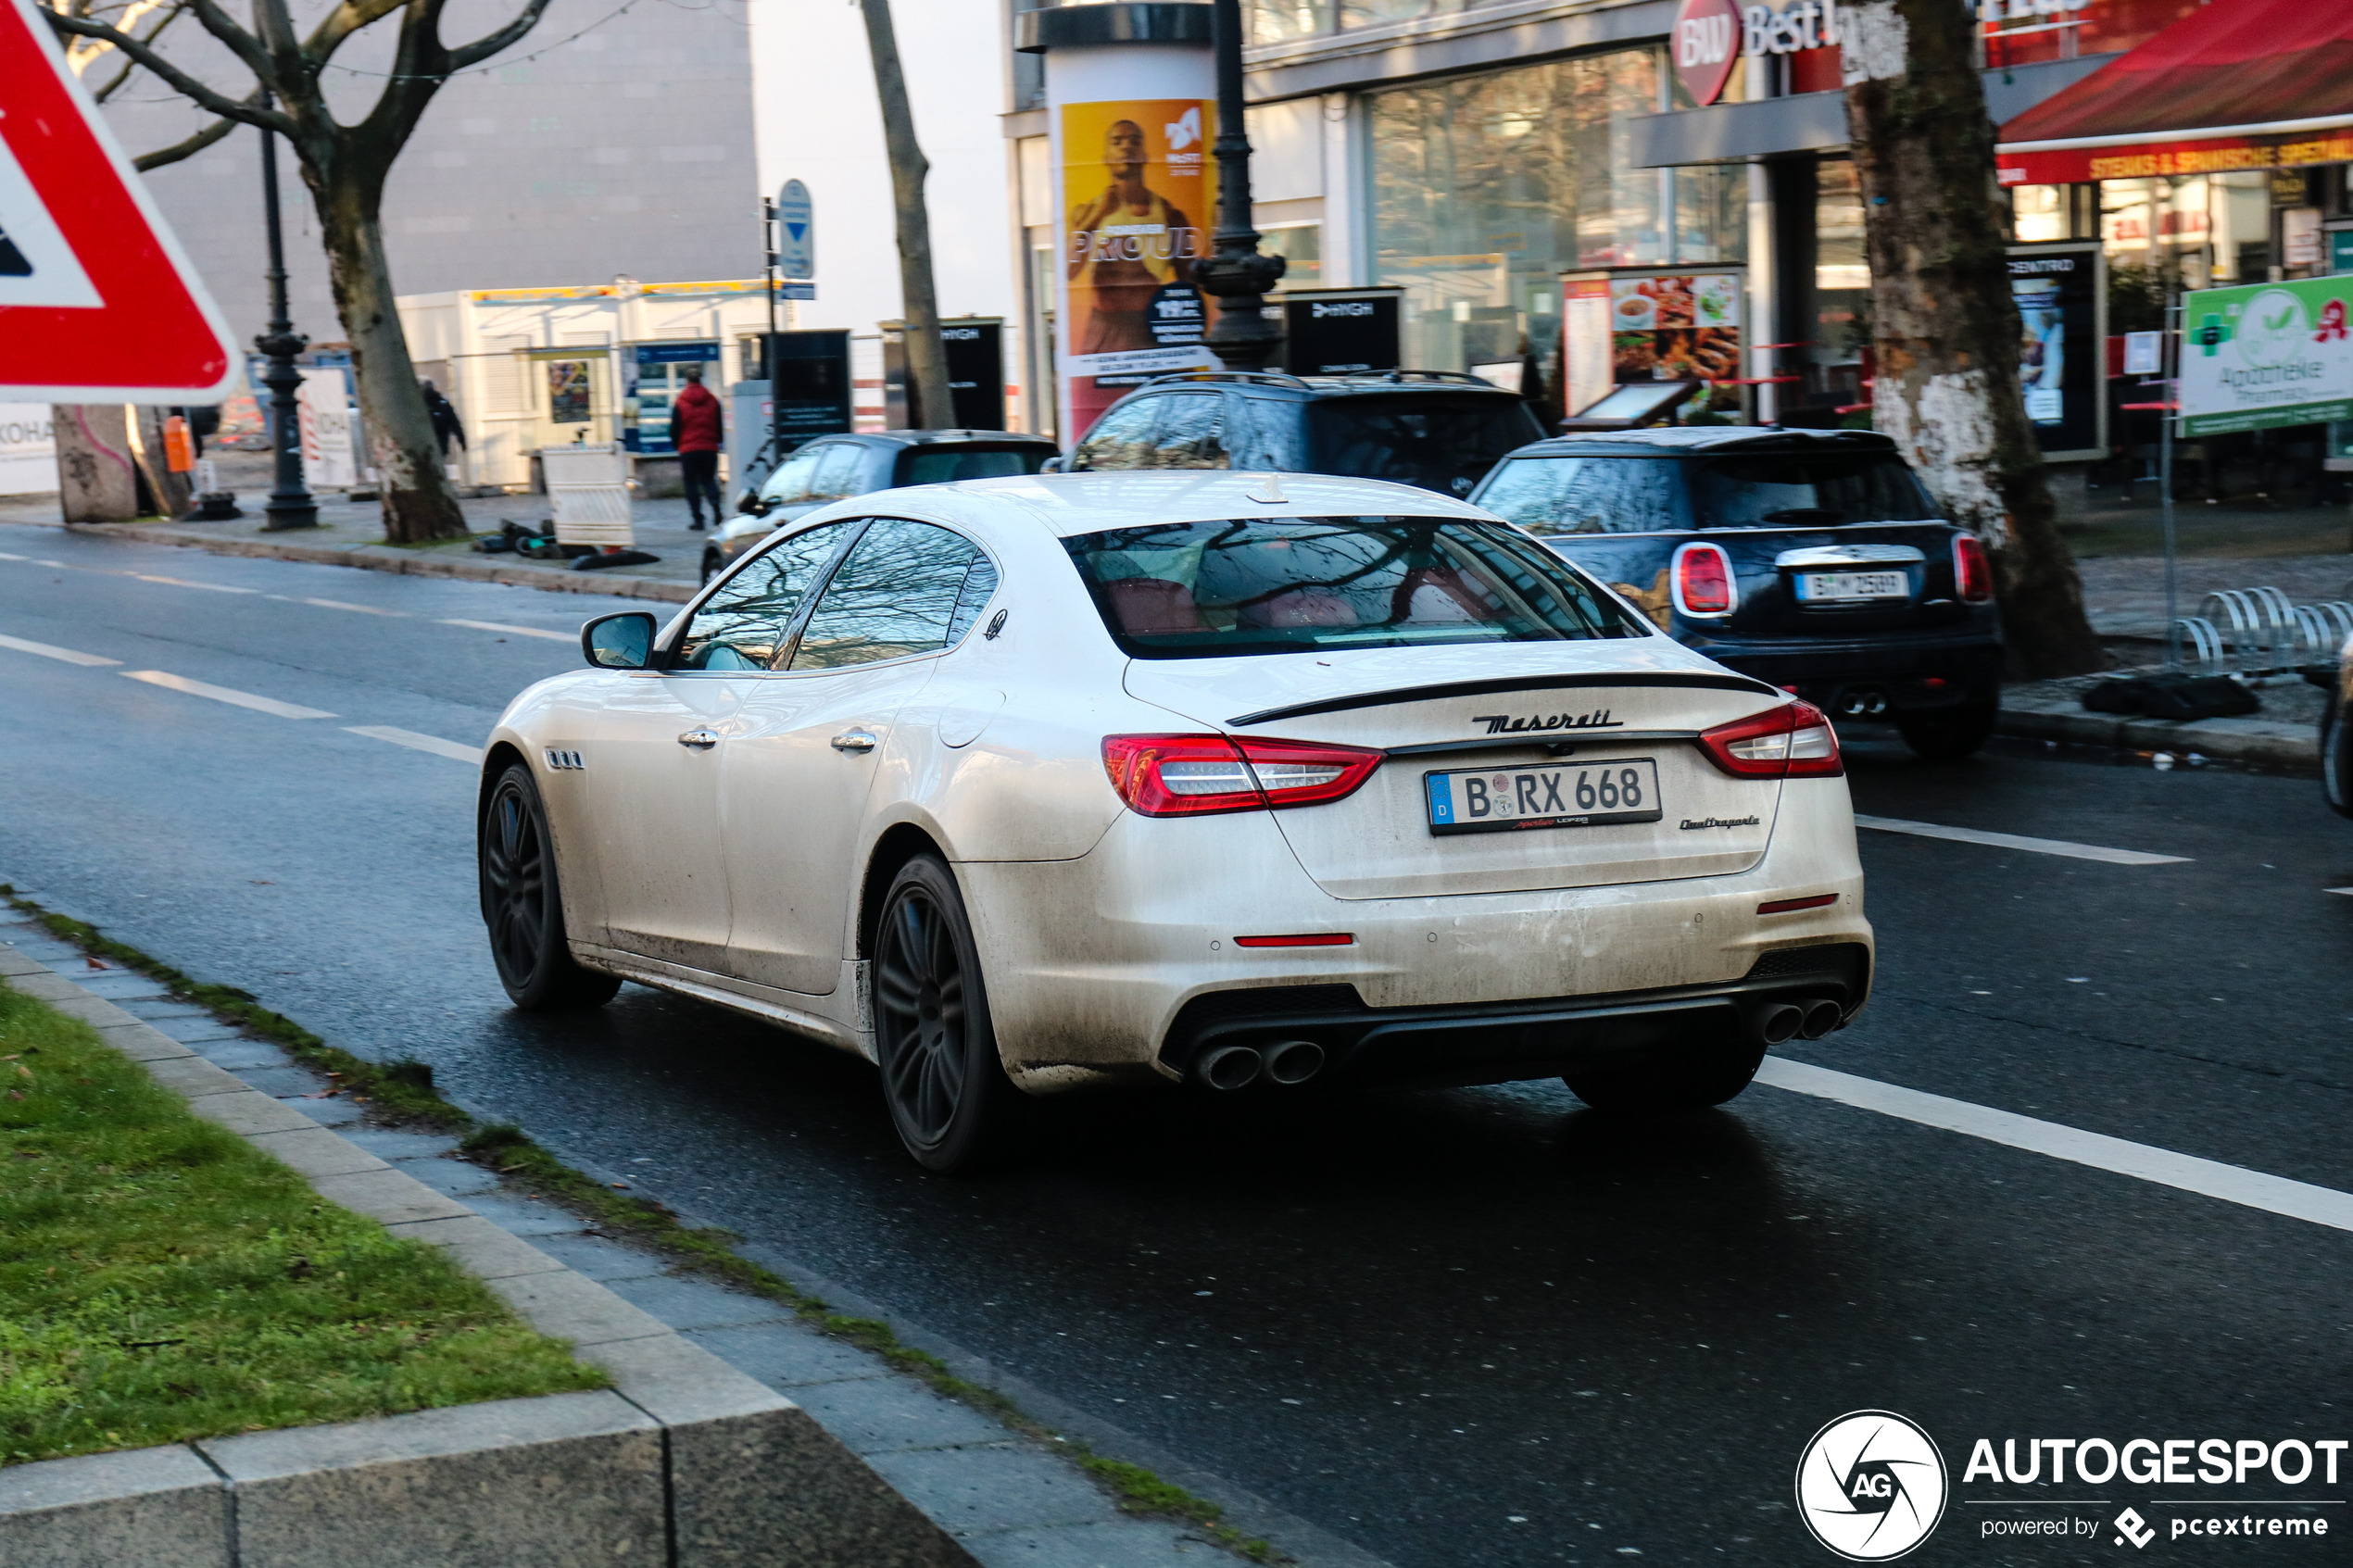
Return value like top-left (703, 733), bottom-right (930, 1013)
top-left (2177, 276), bottom-right (2353, 436)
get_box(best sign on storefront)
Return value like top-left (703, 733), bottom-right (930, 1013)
top-left (1671, 0), bottom-right (1843, 107)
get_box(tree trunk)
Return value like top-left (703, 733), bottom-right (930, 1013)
top-left (859, 0), bottom-right (953, 430)
top-left (53, 405), bottom-right (140, 523)
top-left (311, 174), bottom-right (468, 543)
top-left (1841, 0), bottom-right (2105, 680)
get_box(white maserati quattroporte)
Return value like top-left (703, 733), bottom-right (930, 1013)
top-left (478, 472), bottom-right (1871, 1171)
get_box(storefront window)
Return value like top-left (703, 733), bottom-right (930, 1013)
top-left (1807, 158), bottom-right (1869, 396)
top-left (2100, 176), bottom-right (2219, 293)
top-left (1369, 50), bottom-right (1738, 392)
top-left (2013, 184), bottom-right (2070, 244)
top-left (1262, 224), bottom-right (1323, 288)
top-left (1247, 0), bottom-right (1335, 41)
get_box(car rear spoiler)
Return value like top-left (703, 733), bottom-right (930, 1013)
top-left (1226, 671), bottom-right (1781, 728)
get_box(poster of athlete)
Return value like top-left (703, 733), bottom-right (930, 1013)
top-left (1060, 98), bottom-right (1218, 438)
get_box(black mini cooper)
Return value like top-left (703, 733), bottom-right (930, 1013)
top-left (1469, 427), bottom-right (2001, 759)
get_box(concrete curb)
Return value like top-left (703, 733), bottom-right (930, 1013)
top-left (0, 943), bottom-right (972, 1568)
top-left (57, 521), bottom-right (696, 605)
top-left (1994, 694), bottom-right (2320, 770)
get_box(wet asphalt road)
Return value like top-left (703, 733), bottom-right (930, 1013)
top-left (2, 523), bottom-right (2348, 1567)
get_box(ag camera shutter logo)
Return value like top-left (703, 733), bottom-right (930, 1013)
top-left (1795, 1411), bottom-right (1948, 1561)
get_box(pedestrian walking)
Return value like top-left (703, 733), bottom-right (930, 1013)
top-left (421, 381), bottom-right (466, 459)
top-left (670, 368), bottom-right (724, 531)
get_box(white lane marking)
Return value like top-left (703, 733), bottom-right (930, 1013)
top-left (1854, 814), bottom-right (2189, 866)
top-left (345, 725), bottom-right (485, 764)
top-left (269, 595), bottom-right (409, 617)
top-left (2329, 888), bottom-right (2353, 897)
top-left (439, 618), bottom-right (575, 642)
top-left (132, 573), bottom-right (260, 595)
top-left (120, 670), bottom-right (336, 720)
top-left (1755, 1057), bottom-right (2353, 1234)
top-left (0, 632), bottom-right (122, 667)
top-left (0, 550), bottom-right (26, 560)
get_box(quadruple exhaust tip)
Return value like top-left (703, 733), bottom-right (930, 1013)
top-left (1197, 1039), bottom-right (1326, 1091)
top-left (1753, 997), bottom-right (1845, 1047)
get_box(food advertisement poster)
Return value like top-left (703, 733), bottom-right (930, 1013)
top-left (1606, 274), bottom-right (1741, 383)
top-left (1060, 99), bottom-right (1218, 438)
top-left (2178, 274), bottom-right (2353, 437)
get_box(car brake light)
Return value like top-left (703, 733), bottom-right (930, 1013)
top-left (1671, 541), bottom-right (1737, 617)
top-left (1101, 734), bottom-right (1383, 817)
top-left (1695, 700), bottom-right (1843, 780)
top-left (1953, 534), bottom-right (1994, 603)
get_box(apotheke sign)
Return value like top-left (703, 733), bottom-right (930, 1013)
top-left (1672, 0), bottom-right (1843, 107)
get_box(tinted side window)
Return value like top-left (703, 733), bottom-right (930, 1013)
top-left (675, 521), bottom-right (855, 670)
top-left (761, 447), bottom-right (824, 504)
top-left (789, 519), bottom-right (988, 671)
top-left (1478, 457), bottom-right (1691, 534)
top-left (1149, 393), bottom-right (1227, 470)
top-left (1073, 399), bottom-right (1160, 470)
top-left (1221, 397), bottom-right (1301, 470)
top-left (895, 447), bottom-right (1048, 485)
top-left (804, 444), bottom-right (873, 502)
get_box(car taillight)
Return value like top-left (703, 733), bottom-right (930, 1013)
top-left (1695, 700), bottom-right (1843, 780)
top-left (1671, 541), bottom-right (1737, 617)
top-left (1101, 734), bottom-right (1383, 817)
top-left (1953, 534), bottom-right (1994, 603)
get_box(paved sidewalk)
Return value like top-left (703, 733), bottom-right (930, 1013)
top-left (0, 897), bottom-right (1384, 1568)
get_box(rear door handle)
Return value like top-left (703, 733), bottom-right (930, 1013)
top-left (678, 728), bottom-right (720, 750)
top-left (830, 730), bottom-right (878, 753)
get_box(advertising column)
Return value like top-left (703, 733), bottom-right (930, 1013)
top-left (1042, 27), bottom-right (1218, 441)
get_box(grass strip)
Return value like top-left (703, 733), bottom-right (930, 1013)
top-left (0, 889), bottom-right (1282, 1561)
top-left (0, 982), bottom-right (603, 1468)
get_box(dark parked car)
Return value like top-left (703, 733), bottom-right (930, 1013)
top-left (706, 429), bottom-right (1057, 583)
top-left (1469, 426), bottom-right (2003, 759)
top-left (1063, 370), bottom-right (1544, 497)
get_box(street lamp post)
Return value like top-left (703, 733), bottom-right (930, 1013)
top-left (254, 89), bottom-right (316, 532)
top-left (1196, 0), bottom-right (1285, 373)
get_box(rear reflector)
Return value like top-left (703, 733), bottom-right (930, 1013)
top-left (1695, 700), bottom-right (1844, 779)
top-left (1757, 895), bottom-right (1839, 915)
top-left (1234, 933), bottom-right (1355, 947)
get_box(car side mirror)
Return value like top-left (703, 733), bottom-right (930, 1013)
top-left (737, 491), bottom-right (771, 517)
top-left (582, 610), bottom-right (655, 670)
top-left (1039, 454), bottom-right (1071, 474)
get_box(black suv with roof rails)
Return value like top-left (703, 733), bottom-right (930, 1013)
top-left (1469, 425), bottom-right (2003, 759)
top-left (1062, 370), bottom-right (1545, 497)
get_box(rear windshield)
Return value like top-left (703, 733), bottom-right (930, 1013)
top-left (893, 446), bottom-right (1047, 486)
top-left (1479, 450), bottom-right (1944, 533)
top-left (1304, 396), bottom-right (1544, 495)
top-left (1063, 516), bottom-right (1645, 660)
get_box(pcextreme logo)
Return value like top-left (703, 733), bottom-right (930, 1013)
top-left (1796, 1411), bottom-right (1950, 1561)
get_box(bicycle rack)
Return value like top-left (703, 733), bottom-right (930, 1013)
top-left (2197, 587), bottom-right (2301, 675)
top-left (2168, 616), bottom-right (2225, 671)
top-left (2293, 600), bottom-right (2353, 665)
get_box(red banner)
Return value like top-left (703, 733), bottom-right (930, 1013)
top-left (1999, 129), bottom-right (2353, 187)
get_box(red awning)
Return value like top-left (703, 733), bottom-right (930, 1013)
top-left (1996, 0), bottom-right (2353, 186)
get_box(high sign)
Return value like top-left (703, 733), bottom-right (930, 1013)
top-left (1280, 289), bottom-right (1402, 376)
top-left (1672, 0), bottom-right (1743, 107)
top-left (776, 180), bottom-right (813, 282)
top-left (2178, 275), bottom-right (2353, 438)
top-left (0, 0), bottom-right (238, 401)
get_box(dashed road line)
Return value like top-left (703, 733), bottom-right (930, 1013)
top-left (121, 670), bottom-right (336, 720)
top-left (345, 725), bottom-right (484, 764)
top-left (1854, 814), bottom-right (2189, 866)
top-left (439, 618), bottom-right (575, 642)
top-left (0, 632), bottom-right (122, 667)
top-left (2329, 887), bottom-right (2353, 897)
top-left (1756, 1057), bottom-right (2353, 1234)
top-left (273, 595), bottom-right (409, 616)
top-left (132, 573), bottom-right (260, 595)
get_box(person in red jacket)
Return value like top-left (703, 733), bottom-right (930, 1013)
top-left (668, 367), bottom-right (724, 530)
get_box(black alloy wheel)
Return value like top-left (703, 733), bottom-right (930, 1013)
top-left (1564, 1040), bottom-right (1767, 1114)
top-left (1895, 698), bottom-right (1999, 761)
top-left (871, 855), bottom-right (1029, 1173)
top-left (2323, 693), bottom-right (2353, 820)
top-left (479, 763), bottom-right (621, 1010)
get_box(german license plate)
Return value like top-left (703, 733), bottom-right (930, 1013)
top-left (1424, 759), bottom-right (1663, 836)
top-left (1797, 570), bottom-right (1908, 603)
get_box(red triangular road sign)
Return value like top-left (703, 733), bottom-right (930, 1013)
top-left (0, 0), bottom-right (239, 401)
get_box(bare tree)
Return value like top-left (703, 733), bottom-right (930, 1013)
top-left (1841, 0), bottom-right (2105, 679)
top-left (857, 0), bottom-right (951, 430)
top-left (44, 0), bottom-right (560, 543)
